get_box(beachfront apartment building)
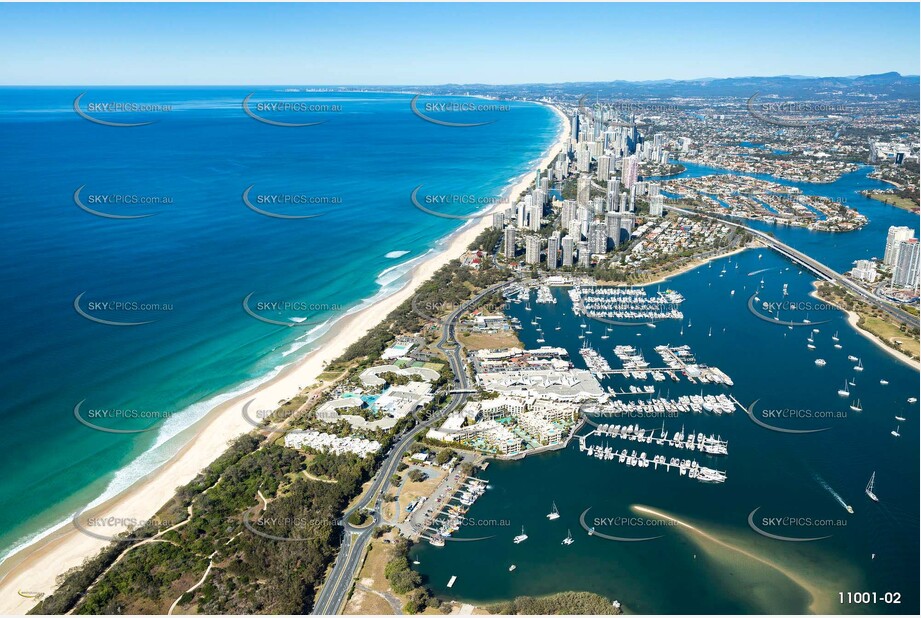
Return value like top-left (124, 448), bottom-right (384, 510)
top-left (284, 430), bottom-right (381, 457)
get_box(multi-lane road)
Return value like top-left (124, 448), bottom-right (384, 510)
top-left (311, 281), bottom-right (510, 615)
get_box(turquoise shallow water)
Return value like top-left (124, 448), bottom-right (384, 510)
top-left (412, 169), bottom-right (920, 614)
top-left (0, 88), bottom-right (561, 561)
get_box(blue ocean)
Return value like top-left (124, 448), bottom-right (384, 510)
top-left (0, 88), bottom-right (562, 561)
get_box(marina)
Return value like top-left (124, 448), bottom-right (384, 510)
top-left (587, 393), bottom-right (737, 416)
top-left (580, 423), bottom-right (729, 455)
top-left (412, 249), bottom-right (919, 613)
top-left (570, 286), bottom-right (685, 322)
top-left (579, 441), bottom-right (727, 483)
top-left (421, 477), bottom-right (489, 547)
top-left (600, 344), bottom-right (734, 385)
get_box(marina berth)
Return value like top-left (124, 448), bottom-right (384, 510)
top-left (570, 286), bottom-right (686, 322)
top-left (586, 393), bottom-right (737, 416)
top-left (581, 441), bottom-right (727, 484)
top-left (582, 423), bottom-right (728, 455)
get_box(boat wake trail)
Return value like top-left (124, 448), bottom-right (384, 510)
top-left (813, 473), bottom-right (849, 511)
top-left (747, 267), bottom-right (775, 276)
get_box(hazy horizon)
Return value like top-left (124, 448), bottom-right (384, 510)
top-left (1, 2), bottom-right (918, 85)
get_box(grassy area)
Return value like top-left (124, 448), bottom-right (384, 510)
top-left (345, 535), bottom-right (446, 615)
top-left (866, 192), bottom-right (919, 212)
top-left (457, 330), bottom-right (522, 350)
top-left (343, 539), bottom-right (397, 615)
top-left (815, 282), bottom-right (920, 362)
top-left (861, 314), bottom-right (920, 360)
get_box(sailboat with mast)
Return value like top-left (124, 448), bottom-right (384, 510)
top-left (854, 358), bottom-right (864, 372)
top-left (546, 502), bottom-right (560, 520)
top-left (891, 425), bottom-right (901, 438)
top-left (849, 399), bottom-right (862, 412)
top-left (561, 530), bottom-right (574, 545)
top-left (865, 472), bottom-right (879, 502)
top-left (837, 381), bottom-right (850, 397)
top-left (513, 526), bottom-right (528, 543)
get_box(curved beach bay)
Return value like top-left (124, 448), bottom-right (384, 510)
top-left (0, 89), bottom-right (568, 611)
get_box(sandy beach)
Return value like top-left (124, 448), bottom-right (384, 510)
top-left (0, 102), bottom-right (570, 614)
top-left (809, 284), bottom-right (921, 371)
top-left (632, 244), bottom-right (756, 288)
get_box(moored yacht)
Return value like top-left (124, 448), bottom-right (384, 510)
top-left (562, 529), bottom-right (574, 545)
top-left (547, 502), bottom-right (560, 520)
top-left (513, 526), bottom-right (528, 544)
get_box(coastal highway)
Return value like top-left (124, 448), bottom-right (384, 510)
top-left (311, 281), bottom-right (511, 615)
top-left (665, 204), bottom-right (919, 328)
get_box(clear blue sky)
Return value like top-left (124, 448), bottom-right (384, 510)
top-left (1, 2), bottom-right (918, 85)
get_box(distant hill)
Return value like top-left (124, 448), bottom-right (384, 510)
top-left (359, 73), bottom-right (920, 101)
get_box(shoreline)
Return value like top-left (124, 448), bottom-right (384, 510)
top-left (632, 244), bottom-right (754, 288)
top-left (810, 284), bottom-right (920, 371)
top-left (0, 102), bottom-right (571, 614)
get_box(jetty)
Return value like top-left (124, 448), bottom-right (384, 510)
top-left (580, 423), bottom-right (728, 455)
top-left (580, 442), bottom-right (727, 483)
top-left (419, 477), bottom-right (488, 546)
